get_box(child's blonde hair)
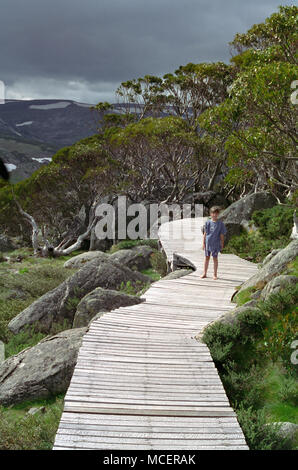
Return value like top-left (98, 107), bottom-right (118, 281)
top-left (209, 206), bottom-right (221, 214)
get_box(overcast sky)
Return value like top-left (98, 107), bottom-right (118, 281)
top-left (0, 0), bottom-right (294, 104)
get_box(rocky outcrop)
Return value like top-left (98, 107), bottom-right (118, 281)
top-left (260, 249), bottom-right (282, 267)
top-left (237, 239), bottom-right (298, 293)
top-left (162, 269), bottom-right (193, 280)
top-left (109, 245), bottom-right (154, 271)
top-left (212, 301), bottom-right (260, 326)
top-left (0, 234), bottom-right (16, 252)
top-left (63, 251), bottom-right (108, 269)
top-left (0, 328), bottom-right (86, 406)
top-left (64, 246), bottom-right (154, 271)
top-left (172, 253), bottom-right (196, 271)
top-left (260, 275), bottom-right (297, 300)
top-left (182, 191), bottom-right (229, 215)
top-left (268, 422), bottom-right (298, 444)
top-left (8, 257), bottom-right (151, 334)
top-left (73, 287), bottom-right (144, 328)
top-left (219, 192), bottom-right (276, 242)
top-left (219, 192), bottom-right (276, 225)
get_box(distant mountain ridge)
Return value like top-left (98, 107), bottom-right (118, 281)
top-left (0, 99), bottom-right (98, 146)
top-left (0, 99), bottom-right (133, 181)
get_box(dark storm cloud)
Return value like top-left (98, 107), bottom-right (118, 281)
top-left (0, 0), bottom-right (294, 103)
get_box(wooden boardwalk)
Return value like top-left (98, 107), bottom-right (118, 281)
top-left (53, 217), bottom-right (257, 450)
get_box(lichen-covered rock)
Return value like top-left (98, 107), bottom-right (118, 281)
top-left (162, 269), bottom-right (193, 280)
top-left (172, 253), bottom-right (196, 271)
top-left (211, 301), bottom-right (260, 326)
top-left (8, 257), bottom-right (151, 334)
top-left (219, 192), bottom-right (276, 225)
top-left (0, 328), bottom-right (86, 406)
top-left (73, 287), bottom-right (144, 328)
top-left (109, 245), bottom-right (154, 271)
top-left (237, 239), bottom-right (298, 294)
top-left (260, 275), bottom-right (298, 300)
top-left (63, 251), bottom-right (108, 269)
top-left (218, 192), bottom-right (276, 242)
top-left (260, 249), bottom-right (282, 267)
top-left (268, 422), bottom-right (298, 443)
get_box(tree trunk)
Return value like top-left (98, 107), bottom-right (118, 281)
top-left (14, 196), bottom-right (101, 257)
top-left (14, 199), bottom-right (40, 254)
top-left (207, 160), bottom-right (222, 191)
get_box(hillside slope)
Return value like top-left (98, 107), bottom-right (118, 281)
top-left (0, 99), bottom-right (100, 181)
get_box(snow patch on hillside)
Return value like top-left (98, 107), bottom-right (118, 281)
top-left (16, 121), bottom-right (33, 127)
top-left (29, 102), bottom-right (71, 110)
top-left (75, 102), bottom-right (92, 108)
top-left (5, 163), bottom-right (17, 171)
top-left (32, 157), bottom-right (52, 163)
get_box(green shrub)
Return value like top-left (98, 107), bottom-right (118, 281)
top-left (0, 298), bottom-right (34, 343)
top-left (141, 268), bottom-right (161, 281)
top-left (277, 376), bottom-right (298, 406)
top-left (18, 267), bottom-right (29, 274)
top-left (0, 263), bottom-right (72, 300)
top-left (202, 280), bottom-right (298, 449)
top-left (150, 251), bottom-right (168, 277)
top-left (252, 205), bottom-right (294, 240)
top-left (222, 362), bottom-right (265, 408)
top-left (4, 319), bottom-right (72, 358)
top-left (0, 256), bottom-right (76, 343)
top-left (256, 284), bottom-right (298, 372)
top-left (223, 230), bottom-right (289, 263)
top-left (0, 396), bottom-right (64, 450)
top-left (119, 280), bottom-right (150, 296)
top-left (202, 321), bottom-right (241, 365)
top-left (262, 311), bottom-right (297, 372)
top-left (288, 190), bottom-right (298, 207)
top-left (286, 257), bottom-right (298, 277)
top-left (5, 327), bottom-right (46, 358)
top-left (237, 405), bottom-right (292, 450)
top-left (234, 287), bottom-right (254, 306)
top-left (259, 283), bottom-right (298, 317)
top-left (223, 204), bottom-right (294, 263)
top-left (238, 307), bottom-right (267, 338)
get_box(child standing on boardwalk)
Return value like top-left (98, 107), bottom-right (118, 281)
top-left (201, 206), bottom-right (227, 280)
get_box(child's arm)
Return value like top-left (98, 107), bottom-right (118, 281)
top-left (220, 233), bottom-right (224, 251)
top-left (202, 232), bottom-right (206, 250)
top-left (220, 221), bottom-right (227, 251)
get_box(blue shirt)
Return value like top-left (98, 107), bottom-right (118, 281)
top-left (204, 219), bottom-right (227, 253)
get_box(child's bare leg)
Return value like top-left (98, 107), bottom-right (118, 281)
top-left (200, 256), bottom-right (210, 278)
top-left (213, 256), bottom-right (218, 279)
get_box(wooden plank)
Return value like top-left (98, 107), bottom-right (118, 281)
top-left (68, 380), bottom-right (224, 391)
top-left (65, 390), bottom-right (229, 402)
top-left (63, 403), bottom-right (236, 417)
top-left (59, 412), bottom-right (240, 426)
top-left (55, 429), bottom-right (246, 441)
top-left (58, 423), bottom-right (244, 435)
top-left (53, 443), bottom-right (248, 450)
